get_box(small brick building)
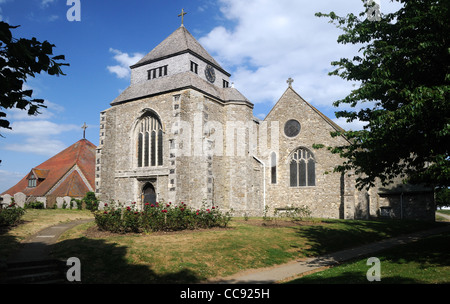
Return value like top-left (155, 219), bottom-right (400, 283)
top-left (2, 139), bottom-right (96, 207)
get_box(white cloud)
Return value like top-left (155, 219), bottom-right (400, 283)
top-left (5, 99), bottom-right (64, 121)
top-left (4, 137), bottom-right (68, 156)
top-left (0, 169), bottom-right (26, 193)
top-left (1, 94), bottom-right (80, 156)
top-left (333, 117), bottom-right (368, 131)
top-left (41, 0), bottom-right (56, 7)
top-left (199, 0), bottom-right (399, 110)
top-left (107, 48), bottom-right (144, 79)
top-left (6, 120), bottom-right (78, 137)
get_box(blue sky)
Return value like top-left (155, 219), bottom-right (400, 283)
top-left (0, 0), bottom-right (400, 193)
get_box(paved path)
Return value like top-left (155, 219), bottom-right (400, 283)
top-left (7, 219), bottom-right (94, 264)
top-left (437, 211), bottom-right (450, 221)
top-left (209, 222), bottom-right (450, 284)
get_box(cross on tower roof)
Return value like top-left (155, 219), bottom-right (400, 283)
top-left (287, 77), bottom-right (294, 87)
top-left (81, 122), bottom-right (88, 139)
top-left (178, 8), bottom-right (187, 27)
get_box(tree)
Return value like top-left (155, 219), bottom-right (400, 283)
top-left (0, 21), bottom-right (69, 137)
top-left (435, 187), bottom-right (450, 209)
top-left (316, 0), bottom-right (449, 190)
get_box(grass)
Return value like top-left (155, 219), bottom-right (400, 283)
top-left (436, 210), bottom-right (450, 222)
top-left (2, 210), bottom-right (448, 284)
top-left (50, 216), bottom-right (445, 283)
top-left (287, 231), bottom-right (450, 284)
top-left (0, 209), bottom-right (93, 258)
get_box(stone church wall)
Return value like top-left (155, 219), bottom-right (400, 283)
top-left (263, 88), bottom-right (354, 219)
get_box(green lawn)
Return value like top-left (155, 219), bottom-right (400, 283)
top-left (287, 231), bottom-right (450, 284)
top-left (2, 210), bottom-right (448, 284)
top-left (50, 216), bottom-right (445, 283)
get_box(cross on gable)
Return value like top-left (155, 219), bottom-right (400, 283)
top-left (178, 8), bottom-right (187, 26)
top-left (81, 122), bottom-right (88, 139)
top-left (287, 78), bottom-right (294, 87)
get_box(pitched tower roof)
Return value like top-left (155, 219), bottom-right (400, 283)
top-left (131, 26), bottom-right (228, 76)
top-left (2, 139), bottom-right (96, 198)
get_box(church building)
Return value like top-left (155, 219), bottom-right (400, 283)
top-left (96, 22), bottom-right (435, 221)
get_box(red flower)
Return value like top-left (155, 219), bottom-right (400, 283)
top-left (104, 211), bottom-right (108, 214)
top-left (206, 209), bottom-right (210, 212)
top-left (150, 204), bottom-right (155, 207)
top-left (104, 203), bottom-right (108, 207)
top-left (132, 202), bottom-right (136, 204)
top-left (196, 212), bottom-right (199, 215)
top-left (126, 206), bottom-right (131, 211)
top-left (167, 204), bottom-right (170, 207)
top-left (212, 206), bottom-right (215, 209)
top-left (145, 203), bottom-right (149, 206)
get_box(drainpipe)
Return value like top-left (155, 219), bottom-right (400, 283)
top-left (252, 155), bottom-right (266, 213)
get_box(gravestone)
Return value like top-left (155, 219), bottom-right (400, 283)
top-left (63, 196), bottom-right (72, 209)
top-left (14, 192), bottom-right (26, 208)
top-left (36, 197), bottom-right (47, 209)
top-left (1, 194), bottom-right (12, 207)
top-left (56, 197), bottom-right (65, 209)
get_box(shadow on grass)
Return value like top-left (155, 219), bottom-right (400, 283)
top-left (0, 224), bottom-right (23, 259)
top-left (288, 231), bottom-right (450, 284)
top-left (292, 219), bottom-right (446, 257)
top-left (287, 272), bottom-right (423, 284)
top-left (49, 236), bottom-right (203, 284)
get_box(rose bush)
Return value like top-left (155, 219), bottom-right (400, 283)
top-left (94, 201), bottom-right (231, 234)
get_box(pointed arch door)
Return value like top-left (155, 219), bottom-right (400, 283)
top-left (142, 183), bottom-right (156, 205)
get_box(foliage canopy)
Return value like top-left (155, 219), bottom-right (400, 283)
top-left (316, 0), bottom-right (449, 189)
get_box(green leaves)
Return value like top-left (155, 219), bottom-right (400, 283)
top-left (317, 0), bottom-right (450, 188)
top-left (0, 21), bottom-right (69, 136)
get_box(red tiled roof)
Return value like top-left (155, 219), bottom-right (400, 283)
top-left (2, 139), bottom-right (96, 197)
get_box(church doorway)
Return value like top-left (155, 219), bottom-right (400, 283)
top-left (142, 183), bottom-right (156, 205)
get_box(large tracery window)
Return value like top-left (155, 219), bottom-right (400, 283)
top-left (290, 148), bottom-right (315, 187)
top-left (137, 112), bottom-right (163, 168)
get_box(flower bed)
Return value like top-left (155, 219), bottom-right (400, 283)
top-left (94, 201), bottom-right (231, 234)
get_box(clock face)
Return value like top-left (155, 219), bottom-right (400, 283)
top-left (205, 65), bottom-right (216, 83)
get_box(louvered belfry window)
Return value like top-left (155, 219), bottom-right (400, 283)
top-left (137, 113), bottom-right (163, 167)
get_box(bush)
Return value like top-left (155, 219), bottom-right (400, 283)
top-left (274, 205), bottom-right (312, 221)
top-left (0, 202), bottom-right (25, 227)
top-left (25, 201), bottom-right (45, 209)
top-left (94, 201), bottom-right (232, 234)
top-left (83, 192), bottom-right (98, 211)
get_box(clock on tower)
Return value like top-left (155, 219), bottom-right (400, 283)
top-left (205, 65), bottom-right (216, 83)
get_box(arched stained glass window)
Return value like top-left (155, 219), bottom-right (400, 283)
top-left (136, 112), bottom-right (163, 168)
top-left (290, 148), bottom-right (315, 187)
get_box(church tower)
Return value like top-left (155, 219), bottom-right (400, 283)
top-left (96, 21), bottom-right (261, 214)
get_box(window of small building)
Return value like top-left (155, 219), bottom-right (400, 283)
top-left (28, 174), bottom-right (37, 188)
